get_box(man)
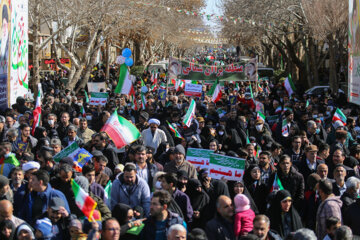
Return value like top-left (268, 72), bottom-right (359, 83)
top-left (15, 123), bottom-right (37, 155)
top-left (316, 179), bottom-right (342, 240)
top-left (258, 151), bottom-right (276, 187)
top-left (50, 138), bottom-right (62, 155)
top-left (344, 195), bottom-right (360, 235)
top-left (0, 200), bottom-right (24, 227)
top-left (56, 112), bottom-right (71, 140)
top-left (284, 136), bottom-right (303, 164)
top-left (101, 218), bottom-right (120, 240)
top-left (164, 144), bottom-right (197, 179)
top-left (28, 170), bottom-right (70, 223)
top-left (328, 148), bottom-right (354, 179)
top-left (332, 164), bottom-right (347, 196)
top-left (110, 163), bottom-right (151, 216)
top-left (0, 142), bottom-right (20, 177)
top-left (0, 175), bottom-right (13, 202)
top-left (141, 190), bottom-right (185, 240)
top-left (317, 143), bottom-right (330, 162)
top-left (167, 224), bottom-right (187, 240)
top-left (77, 118), bottom-right (95, 144)
top-left (251, 215), bottom-right (281, 240)
top-left (317, 163), bottom-right (330, 180)
top-left (93, 133), bottom-right (119, 171)
top-left (341, 176), bottom-right (360, 214)
top-left (306, 120), bottom-right (323, 146)
top-left (82, 163), bottom-right (105, 202)
top-left (141, 118), bottom-right (167, 154)
top-left (296, 145), bottom-right (323, 189)
top-left (9, 167), bottom-right (24, 194)
top-left (44, 113), bottom-right (58, 136)
top-left (277, 155), bottom-right (304, 210)
top-left (205, 195), bottom-right (235, 240)
top-left (161, 173), bottom-right (193, 223)
top-left (330, 130), bottom-right (350, 156)
top-left (134, 145), bottom-right (157, 187)
top-left (61, 125), bottom-right (84, 147)
top-left (0, 116), bottom-right (7, 142)
top-left (92, 153), bottom-right (112, 187)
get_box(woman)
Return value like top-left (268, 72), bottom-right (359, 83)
top-left (186, 179), bottom-right (210, 229)
top-left (0, 220), bottom-right (15, 240)
top-left (112, 203), bottom-right (144, 240)
top-left (229, 181), bottom-right (258, 214)
top-left (208, 139), bottom-right (225, 155)
top-left (266, 190), bottom-right (302, 238)
top-left (243, 164), bottom-right (269, 213)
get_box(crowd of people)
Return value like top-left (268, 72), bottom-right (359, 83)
top-left (0, 60), bottom-right (358, 240)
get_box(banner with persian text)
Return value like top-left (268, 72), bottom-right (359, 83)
top-left (349, 0), bottom-right (360, 105)
top-left (168, 57), bottom-right (257, 81)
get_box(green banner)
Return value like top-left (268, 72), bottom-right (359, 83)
top-left (169, 57), bottom-right (257, 81)
top-left (54, 142), bottom-right (80, 162)
top-left (209, 153), bottom-right (245, 181)
top-left (186, 148), bottom-right (213, 169)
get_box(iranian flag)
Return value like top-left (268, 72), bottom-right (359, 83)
top-left (270, 173), bottom-right (284, 192)
top-left (257, 111), bottom-right (266, 122)
top-left (167, 121), bottom-right (183, 139)
top-left (284, 74), bottom-right (296, 97)
top-left (80, 105), bottom-right (86, 118)
top-left (131, 93), bottom-right (138, 111)
top-left (210, 79), bottom-right (222, 103)
top-left (176, 79), bottom-right (185, 91)
top-left (183, 99), bottom-right (196, 127)
top-left (332, 108), bottom-right (347, 125)
top-left (115, 64), bottom-right (135, 95)
top-left (258, 83), bottom-right (263, 92)
top-left (101, 110), bottom-right (141, 149)
top-left (32, 84), bottom-right (42, 135)
top-left (72, 179), bottom-right (97, 220)
top-left (281, 119), bottom-right (289, 137)
top-left (104, 180), bottom-right (112, 207)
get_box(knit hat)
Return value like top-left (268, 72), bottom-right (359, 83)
top-left (234, 194), bottom-right (250, 212)
top-left (0, 175), bottom-right (9, 189)
top-left (174, 144), bottom-right (186, 156)
top-left (16, 223), bottom-right (35, 239)
top-left (74, 176), bottom-right (89, 193)
top-left (139, 111), bottom-right (149, 121)
top-left (35, 218), bottom-right (53, 238)
top-left (49, 197), bottom-right (65, 211)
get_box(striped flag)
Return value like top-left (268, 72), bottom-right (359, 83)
top-left (167, 121), bottom-right (183, 139)
top-left (130, 93), bottom-right (138, 111)
top-left (281, 119), bottom-right (289, 137)
top-left (72, 179), bottom-right (97, 220)
top-left (270, 173), bottom-right (284, 192)
top-left (275, 106), bottom-right (283, 114)
top-left (84, 90), bottom-right (89, 103)
top-left (258, 83), bottom-right (263, 92)
top-left (332, 108), bottom-right (347, 125)
top-left (115, 64), bottom-right (135, 95)
top-left (249, 84), bottom-right (254, 99)
top-left (209, 79), bottom-right (222, 103)
top-left (183, 99), bottom-right (196, 127)
top-left (80, 105), bottom-right (86, 118)
top-left (101, 110), bottom-right (141, 149)
top-left (284, 74), bottom-right (296, 97)
top-left (32, 84), bottom-right (42, 135)
top-left (176, 79), bottom-right (185, 91)
top-left (257, 111), bottom-right (266, 122)
top-left (104, 180), bottom-right (112, 207)
top-left (255, 144), bottom-right (261, 157)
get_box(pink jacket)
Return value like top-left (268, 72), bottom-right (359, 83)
top-left (234, 208), bottom-right (255, 236)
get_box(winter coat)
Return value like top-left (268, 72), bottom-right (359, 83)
top-left (172, 188), bottom-right (193, 223)
top-left (205, 214), bottom-right (235, 240)
top-left (234, 208), bottom-right (255, 236)
top-left (164, 160), bottom-right (198, 179)
top-left (316, 195), bottom-right (343, 240)
top-left (110, 173), bottom-right (151, 216)
top-left (344, 199), bottom-right (360, 236)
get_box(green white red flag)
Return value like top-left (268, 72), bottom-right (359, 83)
top-left (257, 111), bottom-right (266, 122)
top-left (115, 64), bottom-right (135, 95)
top-left (80, 105), bottom-right (86, 118)
top-left (270, 173), bottom-right (284, 192)
top-left (176, 79), bottom-right (185, 91)
top-left (284, 74), bottom-right (296, 97)
top-left (183, 99), bottom-right (196, 127)
top-left (32, 84), bottom-right (42, 135)
top-left (101, 110), bottom-right (141, 149)
top-left (210, 79), bottom-right (222, 103)
top-left (282, 119), bottom-right (289, 137)
top-left (332, 108), bottom-right (347, 125)
top-left (104, 180), bottom-right (112, 207)
top-left (167, 121), bottom-right (183, 139)
top-left (71, 179), bottom-right (97, 220)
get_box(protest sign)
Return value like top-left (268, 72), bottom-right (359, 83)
top-left (186, 148), bottom-right (213, 169)
top-left (209, 153), bottom-right (245, 181)
top-left (184, 83), bottom-right (202, 97)
top-left (54, 142), bottom-right (80, 162)
top-left (229, 96), bottom-right (237, 105)
top-left (88, 82), bottom-right (106, 92)
top-left (89, 92), bottom-right (109, 106)
top-left (158, 89), bottom-right (166, 100)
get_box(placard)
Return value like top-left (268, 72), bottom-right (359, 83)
top-left (184, 83), bottom-right (202, 97)
top-left (186, 148), bottom-right (213, 169)
top-left (209, 153), bottom-right (245, 181)
top-left (89, 92), bottom-right (108, 106)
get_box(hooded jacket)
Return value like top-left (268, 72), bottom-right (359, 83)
top-left (316, 195), bottom-right (342, 240)
top-left (110, 173), bottom-right (151, 216)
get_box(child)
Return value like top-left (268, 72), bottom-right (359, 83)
top-left (34, 218), bottom-right (53, 240)
top-left (234, 194), bottom-right (255, 238)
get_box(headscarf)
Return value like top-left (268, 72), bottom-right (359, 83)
top-left (112, 203), bottom-right (132, 225)
top-left (186, 179), bottom-right (210, 211)
top-left (0, 220), bottom-right (15, 240)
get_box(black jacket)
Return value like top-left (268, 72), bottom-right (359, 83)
top-left (344, 199), bottom-right (360, 236)
top-left (295, 158), bottom-right (324, 190)
top-left (205, 214), bottom-right (235, 240)
top-left (341, 191), bottom-right (357, 215)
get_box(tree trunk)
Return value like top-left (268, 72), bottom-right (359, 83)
top-left (76, 49), bottom-right (100, 92)
top-left (105, 39), bottom-right (110, 80)
top-left (134, 40), bottom-right (141, 65)
top-left (308, 37), bottom-right (319, 86)
top-left (328, 34), bottom-right (338, 93)
top-left (67, 66), bottom-right (84, 90)
top-left (31, 0), bottom-right (41, 94)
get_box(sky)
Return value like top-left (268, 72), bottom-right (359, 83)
top-left (203, 0), bottom-right (223, 33)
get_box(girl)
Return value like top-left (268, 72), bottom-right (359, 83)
top-left (233, 194), bottom-right (255, 238)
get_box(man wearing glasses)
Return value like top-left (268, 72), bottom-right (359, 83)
top-left (101, 218), bottom-right (120, 240)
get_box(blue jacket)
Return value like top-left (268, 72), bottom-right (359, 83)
top-left (110, 173), bottom-right (151, 216)
top-left (14, 183), bottom-right (70, 224)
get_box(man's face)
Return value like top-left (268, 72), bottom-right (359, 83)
top-left (168, 229), bottom-right (186, 240)
top-left (0, 204), bottom-right (12, 222)
top-left (247, 145), bottom-right (255, 156)
top-left (102, 220), bottom-right (120, 240)
top-left (308, 123), bottom-right (317, 134)
top-left (60, 170), bottom-right (72, 183)
top-left (150, 123), bottom-right (158, 133)
top-left (123, 170), bottom-right (136, 185)
top-left (48, 208), bottom-right (62, 223)
top-left (305, 151), bottom-right (317, 163)
top-left (94, 137), bottom-right (105, 149)
top-left (253, 220), bottom-right (270, 240)
top-left (61, 113), bottom-right (70, 125)
top-left (258, 154), bottom-right (270, 167)
top-left (80, 120), bottom-right (87, 130)
top-left (94, 160), bottom-right (106, 173)
top-left (334, 167), bottom-right (346, 182)
top-left (280, 158), bottom-right (292, 174)
top-left (85, 171), bottom-right (96, 184)
top-left (317, 165), bottom-right (328, 179)
top-left (150, 197), bottom-right (164, 218)
top-left (22, 127), bottom-right (30, 138)
top-left (135, 150), bottom-right (147, 164)
top-left (333, 150), bottom-right (345, 165)
top-left (292, 138), bottom-right (302, 150)
top-left (287, 114), bottom-right (294, 122)
top-left (174, 152), bottom-right (184, 164)
top-left (68, 129), bottom-right (76, 139)
top-left (29, 175), bottom-right (41, 192)
top-left (217, 197), bottom-right (234, 219)
top-left (11, 170), bottom-right (24, 184)
top-left (161, 178), bottom-right (172, 191)
top-left (52, 144), bottom-right (61, 154)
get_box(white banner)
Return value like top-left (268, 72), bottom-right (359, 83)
top-left (184, 83), bottom-right (202, 97)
